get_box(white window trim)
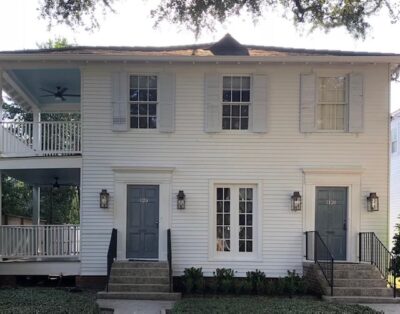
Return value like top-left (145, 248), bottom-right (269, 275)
top-left (208, 179), bottom-right (263, 262)
top-left (220, 74), bottom-right (253, 132)
top-left (128, 72), bottom-right (160, 131)
top-left (392, 125), bottom-right (398, 154)
top-left (315, 75), bottom-right (349, 132)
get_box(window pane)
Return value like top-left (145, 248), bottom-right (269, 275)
top-left (239, 189), bottom-right (245, 201)
top-left (239, 227), bottom-right (245, 239)
top-left (246, 241), bottom-right (253, 252)
top-left (217, 214), bottom-right (223, 225)
top-left (239, 214), bottom-right (245, 225)
top-left (223, 76), bottom-right (232, 89)
top-left (242, 77), bottom-right (250, 89)
top-left (224, 227), bottom-right (230, 238)
top-left (239, 201), bottom-right (246, 213)
top-left (223, 105), bottom-right (231, 116)
top-left (241, 105), bottom-right (249, 116)
top-left (232, 105), bottom-right (240, 116)
top-left (241, 118), bottom-right (248, 130)
top-left (224, 201), bottom-right (230, 213)
top-left (149, 104), bottom-right (157, 115)
top-left (139, 90), bottom-right (148, 101)
top-left (148, 89), bottom-right (157, 102)
top-left (130, 117), bottom-right (138, 128)
top-left (247, 188), bottom-right (253, 200)
top-left (130, 104), bottom-right (138, 115)
top-left (232, 77), bottom-right (241, 89)
top-left (217, 201), bottom-right (223, 212)
top-left (149, 117), bottom-right (157, 129)
top-left (223, 91), bottom-right (231, 102)
top-left (224, 188), bottom-right (230, 200)
top-left (239, 240), bottom-right (245, 252)
top-left (130, 89), bottom-right (139, 101)
top-left (247, 227), bottom-right (252, 239)
top-left (149, 76), bottom-right (157, 88)
top-left (139, 76), bottom-right (148, 88)
top-left (130, 76), bottom-right (138, 88)
top-left (224, 214), bottom-right (230, 225)
top-left (232, 118), bottom-right (240, 129)
top-left (217, 188), bottom-right (223, 200)
top-left (247, 202), bottom-right (253, 213)
top-left (246, 215), bottom-right (253, 226)
top-left (222, 118), bottom-right (230, 129)
top-left (139, 104), bottom-right (148, 115)
top-left (217, 227), bottom-right (223, 238)
top-left (139, 117), bottom-right (147, 128)
top-left (232, 90), bottom-right (241, 102)
top-left (224, 240), bottom-right (230, 252)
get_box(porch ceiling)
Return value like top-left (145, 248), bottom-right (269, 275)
top-left (3, 168), bottom-right (80, 186)
top-left (5, 68), bottom-right (81, 111)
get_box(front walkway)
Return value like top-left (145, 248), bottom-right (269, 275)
top-left (96, 299), bottom-right (176, 314)
top-left (360, 303), bottom-right (400, 314)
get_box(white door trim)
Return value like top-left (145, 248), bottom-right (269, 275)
top-left (113, 167), bottom-right (174, 261)
top-left (302, 168), bottom-right (363, 262)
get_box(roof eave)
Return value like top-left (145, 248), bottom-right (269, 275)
top-left (0, 53), bottom-right (400, 64)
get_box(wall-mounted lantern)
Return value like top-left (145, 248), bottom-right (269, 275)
top-left (100, 189), bottom-right (110, 209)
top-left (291, 191), bottom-right (302, 211)
top-left (177, 190), bottom-right (186, 210)
top-left (367, 192), bottom-right (379, 211)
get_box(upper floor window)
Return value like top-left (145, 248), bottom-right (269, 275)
top-left (392, 127), bottom-right (398, 153)
top-left (129, 75), bottom-right (157, 129)
top-left (317, 77), bottom-right (347, 131)
top-left (222, 76), bottom-right (251, 130)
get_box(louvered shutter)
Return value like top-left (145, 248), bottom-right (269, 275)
top-left (111, 72), bottom-right (128, 131)
top-left (204, 73), bottom-right (221, 133)
top-left (300, 73), bottom-right (317, 133)
top-left (348, 73), bottom-right (364, 133)
top-left (158, 72), bottom-right (176, 133)
top-left (252, 74), bottom-right (268, 133)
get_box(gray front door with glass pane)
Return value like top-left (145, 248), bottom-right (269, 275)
top-left (315, 187), bottom-right (347, 260)
top-left (126, 185), bottom-right (159, 259)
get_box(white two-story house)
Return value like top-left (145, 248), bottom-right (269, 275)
top-left (0, 34), bottom-right (398, 300)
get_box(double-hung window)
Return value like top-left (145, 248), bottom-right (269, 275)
top-left (129, 75), bottom-right (157, 129)
top-left (215, 185), bottom-right (256, 257)
top-left (222, 76), bottom-right (251, 130)
top-left (392, 127), bottom-right (398, 154)
top-left (317, 76), bottom-right (347, 131)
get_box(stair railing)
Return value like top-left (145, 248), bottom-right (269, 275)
top-left (167, 228), bottom-right (173, 293)
top-left (106, 228), bottom-right (118, 292)
top-left (359, 232), bottom-right (396, 298)
top-left (305, 231), bottom-right (334, 296)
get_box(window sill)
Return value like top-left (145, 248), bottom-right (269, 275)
top-left (208, 254), bottom-right (262, 262)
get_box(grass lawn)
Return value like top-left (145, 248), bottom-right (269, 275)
top-left (172, 296), bottom-right (379, 314)
top-left (0, 287), bottom-right (99, 313)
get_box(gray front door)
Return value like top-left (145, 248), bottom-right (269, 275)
top-left (315, 187), bottom-right (347, 260)
top-left (126, 185), bottom-right (159, 259)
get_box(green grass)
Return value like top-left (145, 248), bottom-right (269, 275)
top-left (172, 296), bottom-right (379, 314)
top-left (0, 287), bottom-right (99, 314)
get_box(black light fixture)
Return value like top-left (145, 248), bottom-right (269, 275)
top-left (52, 177), bottom-right (60, 190)
top-left (291, 191), bottom-right (302, 211)
top-left (177, 190), bottom-right (186, 210)
top-left (367, 192), bottom-right (379, 211)
top-left (100, 189), bottom-right (110, 209)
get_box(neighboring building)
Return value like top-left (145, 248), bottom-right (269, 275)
top-left (391, 109), bottom-right (400, 244)
top-left (0, 34), bottom-right (397, 299)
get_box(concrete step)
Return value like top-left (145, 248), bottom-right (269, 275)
top-left (97, 291), bottom-right (181, 301)
top-left (108, 283), bottom-right (169, 293)
top-left (332, 269), bottom-right (382, 279)
top-left (113, 261), bottom-right (168, 269)
top-left (109, 276), bottom-right (169, 285)
top-left (333, 287), bottom-right (393, 297)
top-left (333, 278), bottom-right (387, 288)
top-left (110, 268), bottom-right (169, 277)
top-left (333, 263), bottom-right (376, 271)
top-left (323, 295), bottom-right (399, 304)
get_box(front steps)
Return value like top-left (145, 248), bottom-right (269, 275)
top-left (97, 261), bottom-right (181, 301)
top-left (306, 262), bottom-right (397, 303)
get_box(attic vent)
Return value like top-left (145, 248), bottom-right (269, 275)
top-left (209, 34), bottom-right (249, 56)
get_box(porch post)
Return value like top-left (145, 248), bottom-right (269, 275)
top-left (32, 110), bottom-right (41, 152)
top-left (0, 171), bottom-right (2, 226)
top-left (32, 185), bottom-right (40, 225)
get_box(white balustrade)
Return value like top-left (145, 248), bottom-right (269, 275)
top-left (0, 225), bottom-right (80, 259)
top-left (0, 121), bottom-right (81, 156)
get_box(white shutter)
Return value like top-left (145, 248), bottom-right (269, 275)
top-left (204, 73), bottom-right (221, 133)
top-left (300, 73), bottom-right (316, 133)
top-left (158, 72), bottom-right (176, 133)
top-left (348, 73), bottom-right (364, 133)
top-left (111, 72), bottom-right (128, 131)
top-left (252, 74), bottom-right (268, 133)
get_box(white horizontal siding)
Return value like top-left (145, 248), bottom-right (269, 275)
top-left (81, 63), bottom-right (389, 276)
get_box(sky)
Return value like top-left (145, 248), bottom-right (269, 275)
top-left (1, 0), bottom-right (400, 112)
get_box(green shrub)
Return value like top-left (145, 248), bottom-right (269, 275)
top-left (274, 278), bottom-right (285, 295)
top-left (213, 268), bottom-right (235, 294)
top-left (283, 270), bottom-right (308, 296)
top-left (182, 267), bottom-right (204, 294)
top-left (246, 269), bottom-right (266, 295)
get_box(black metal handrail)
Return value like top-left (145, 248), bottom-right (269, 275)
top-left (359, 232), bottom-right (396, 298)
top-left (167, 228), bottom-right (173, 292)
top-left (106, 228), bottom-right (117, 292)
top-left (305, 231), bottom-right (334, 296)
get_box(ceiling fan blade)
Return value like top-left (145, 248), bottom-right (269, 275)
top-left (40, 95), bottom-right (55, 97)
top-left (63, 94), bottom-right (81, 97)
top-left (40, 88), bottom-right (55, 94)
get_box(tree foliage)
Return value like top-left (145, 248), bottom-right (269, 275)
top-left (36, 36), bottom-right (74, 49)
top-left (38, 0), bottom-right (400, 39)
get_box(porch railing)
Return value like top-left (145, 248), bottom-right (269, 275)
top-left (359, 232), bottom-right (396, 298)
top-left (0, 121), bottom-right (81, 156)
top-left (305, 231), bottom-right (334, 296)
top-left (106, 228), bottom-right (117, 292)
top-left (0, 224), bottom-right (80, 259)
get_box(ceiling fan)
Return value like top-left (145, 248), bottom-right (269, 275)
top-left (40, 86), bottom-right (80, 101)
